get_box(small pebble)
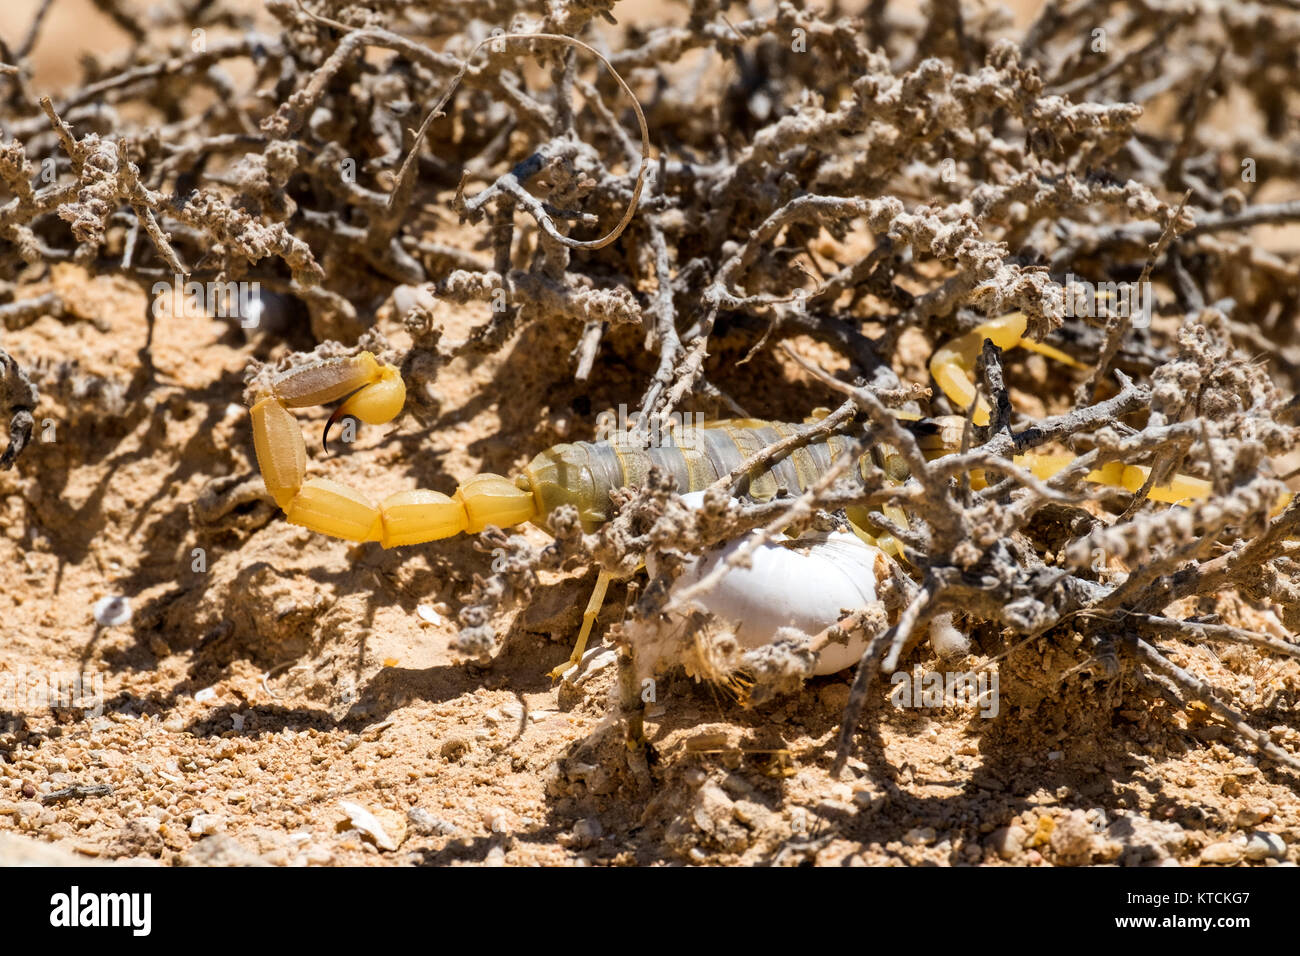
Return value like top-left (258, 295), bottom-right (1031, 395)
top-left (1234, 803), bottom-right (1275, 829)
top-left (338, 801), bottom-right (397, 852)
top-left (1200, 841), bottom-right (1245, 865)
top-left (572, 818), bottom-right (603, 847)
top-left (440, 735), bottom-right (471, 761)
top-left (904, 826), bottom-right (937, 846)
top-left (305, 846), bottom-right (334, 866)
top-left (1244, 832), bottom-right (1286, 862)
top-left (189, 813), bottom-right (224, 836)
top-left (392, 284), bottom-right (440, 318)
top-left (92, 596), bottom-right (132, 627)
top-left (852, 788), bottom-right (885, 812)
top-left (817, 683), bottom-right (850, 713)
top-left (987, 825), bottom-right (1027, 860)
top-left (407, 807), bottom-right (459, 837)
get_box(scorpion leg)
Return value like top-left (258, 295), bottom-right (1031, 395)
top-left (845, 504), bottom-right (906, 558)
top-left (930, 320), bottom-right (1219, 504)
top-left (249, 352), bottom-right (538, 546)
top-left (550, 568), bottom-right (615, 680)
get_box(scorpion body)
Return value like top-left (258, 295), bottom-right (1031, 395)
top-left (250, 368), bottom-right (904, 547)
top-left (246, 315), bottom-right (1227, 677)
top-left (524, 419), bottom-right (861, 533)
top-left (247, 347), bottom-right (929, 549)
top-left (248, 315), bottom-right (1218, 551)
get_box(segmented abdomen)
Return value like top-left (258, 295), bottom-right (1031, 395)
top-left (521, 419), bottom-right (852, 531)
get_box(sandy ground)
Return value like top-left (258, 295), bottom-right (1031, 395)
top-left (1, 0), bottom-right (1298, 868)
top-left (0, 257), bottom-right (1297, 868)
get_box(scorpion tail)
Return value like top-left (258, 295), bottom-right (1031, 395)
top-left (249, 351), bottom-right (538, 547)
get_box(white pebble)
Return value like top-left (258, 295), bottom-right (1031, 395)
top-left (93, 596), bottom-right (132, 627)
top-left (1200, 841), bottom-right (1245, 865)
top-left (1244, 832), bottom-right (1286, 861)
top-left (194, 687), bottom-right (217, 703)
top-left (416, 603), bottom-right (444, 626)
top-left (339, 801), bottom-right (397, 851)
top-left (189, 814), bottom-right (224, 836)
top-left (988, 825), bottom-right (1027, 860)
top-left (392, 284), bottom-right (440, 318)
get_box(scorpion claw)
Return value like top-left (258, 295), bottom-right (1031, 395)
top-left (927, 313), bottom-right (1219, 506)
top-left (928, 312), bottom-right (1033, 425)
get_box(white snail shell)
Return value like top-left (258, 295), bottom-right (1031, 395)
top-left (659, 493), bottom-right (886, 675)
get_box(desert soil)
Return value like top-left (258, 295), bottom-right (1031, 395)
top-left (1, 0), bottom-right (1298, 868)
top-left (0, 255), bottom-right (1298, 868)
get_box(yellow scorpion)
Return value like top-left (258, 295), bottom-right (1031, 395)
top-left (247, 313), bottom-right (1216, 673)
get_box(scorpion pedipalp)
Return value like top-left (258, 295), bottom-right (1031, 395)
top-left (928, 311), bottom-right (1085, 427)
top-left (927, 312), bottom-right (1220, 506)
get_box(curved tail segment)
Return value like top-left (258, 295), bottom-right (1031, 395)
top-left (249, 352), bottom-right (538, 547)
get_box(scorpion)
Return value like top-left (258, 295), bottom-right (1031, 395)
top-left (246, 311), bottom-right (1223, 678)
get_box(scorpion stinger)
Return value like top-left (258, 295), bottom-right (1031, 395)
top-left (249, 351), bottom-right (539, 547)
